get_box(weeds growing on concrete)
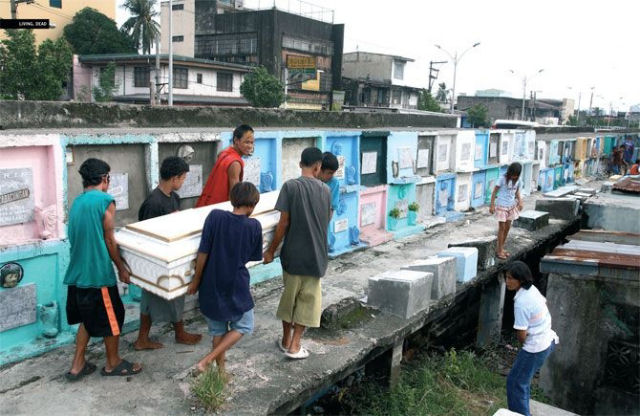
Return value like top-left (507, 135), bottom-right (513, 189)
top-left (191, 367), bottom-right (226, 412)
top-left (332, 348), bottom-right (547, 416)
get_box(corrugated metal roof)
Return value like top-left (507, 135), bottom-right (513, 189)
top-left (78, 54), bottom-right (252, 72)
top-left (542, 234), bottom-right (640, 270)
top-left (612, 177), bottom-right (640, 195)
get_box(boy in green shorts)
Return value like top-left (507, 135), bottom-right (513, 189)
top-left (264, 147), bottom-right (331, 359)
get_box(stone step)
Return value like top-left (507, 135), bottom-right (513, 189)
top-left (514, 210), bottom-right (550, 231)
top-left (535, 198), bottom-right (580, 220)
top-left (402, 256), bottom-right (456, 300)
top-left (436, 246), bottom-right (478, 283)
top-left (449, 236), bottom-right (497, 271)
top-left (367, 270), bottom-right (433, 319)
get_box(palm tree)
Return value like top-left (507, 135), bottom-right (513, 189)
top-left (121, 0), bottom-right (160, 55)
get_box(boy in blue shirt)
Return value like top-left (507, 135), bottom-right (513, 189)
top-left (318, 152), bottom-right (340, 218)
top-left (187, 182), bottom-right (263, 375)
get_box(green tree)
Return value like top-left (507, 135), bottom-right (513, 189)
top-left (121, 0), bottom-right (160, 55)
top-left (436, 82), bottom-right (448, 103)
top-left (64, 8), bottom-right (135, 55)
top-left (0, 30), bottom-right (72, 100)
top-left (566, 115), bottom-right (579, 126)
top-left (467, 104), bottom-right (489, 127)
top-left (418, 90), bottom-right (443, 112)
top-left (240, 66), bottom-right (284, 108)
top-left (93, 62), bottom-right (118, 102)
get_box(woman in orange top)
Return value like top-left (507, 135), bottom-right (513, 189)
top-left (196, 125), bottom-right (255, 207)
top-left (631, 159), bottom-right (640, 175)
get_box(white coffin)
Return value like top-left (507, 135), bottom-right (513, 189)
top-left (115, 191), bottom-right (281, 300)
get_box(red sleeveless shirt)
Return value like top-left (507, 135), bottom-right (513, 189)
top-left (195, 147), bottom-right (244, 207)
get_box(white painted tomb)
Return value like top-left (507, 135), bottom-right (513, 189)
top-left (115, 191), bottom-right (280, 299)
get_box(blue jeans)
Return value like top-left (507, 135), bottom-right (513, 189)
top-left (507, 341), bottom-right (555, 416)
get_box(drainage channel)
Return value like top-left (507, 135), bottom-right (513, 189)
top-left (281, 217), bottom-right (581, 416)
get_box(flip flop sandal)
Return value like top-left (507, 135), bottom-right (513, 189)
top-left (285, 347), bottom-right (310, 360)
top-left (101, 359), bottom-right (142, 377)
top-left (497, 254), bottom-right (508, 260)
top-left (65, 362), bottom-right (97, 382)
top-left (276, 339), bottom-right (288, 353)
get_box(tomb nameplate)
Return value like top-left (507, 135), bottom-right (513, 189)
top-left (108, 173), bottom-right (129, 211)
top-left (398, 147), bottom-right (413, 169)
top-left (334, 218), bottom-right (348, 233)
top-left (0, 283), bottom-right (37, 332)
top-left (176, 164), bottom-right (203, 198)
top-left (360, 202), bottom-right (377, 226)
top-left (458, 184), bottom-right (468, 202)
top-left (438, 144), bottom-right (448, 162)
top-left (489, 142), bottom-right (498, 158)
top-left (361, 152), bottom-right (377, 175)
top-left (461, 143), bottom-right (472, 161)
top-left (417, 149), bottom-right (430, 169)
top-left (474, 181), bottom-right (483, 199)
top-left (0, 167), bottom-right (35, 226)
top-left (335, 155), bottom-right (345, 179)
top-left (475, 144), bottom-right (484, 160)
top-left (501, 141), bottom-right (509, 155)
top-left (395, 200), bottom-right (408, 219)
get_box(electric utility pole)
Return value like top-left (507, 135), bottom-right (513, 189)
top-left (428, 60), bottom-right (447, 93)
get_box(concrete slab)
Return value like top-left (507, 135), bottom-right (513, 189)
top-left (449, 236), bottom-right (497, 271)
top-left (402, 257), bottom-right (456, 300)
top-left (530, 400), bottom-right (579, 416)
top-left (514, 210), bottom-right (549, 231)
top-left (368, 270), bottom-right (433, 319)
top-left (583, 192), bottom-right (640, 233)
top-left (436, 247), bottom-right (478, 283)
top-left (535, 198), bottom-right (580, 220)
top-left (543, 185), bottom-right (578, 197)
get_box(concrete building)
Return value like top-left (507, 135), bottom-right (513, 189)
top-left (457, 95), bottom-right (573, 126)
top-left (342, 52), bottom-right (421, 110)
top-left (0, 0), bottom-right (116, 45)
top-left (159, 1), bottom-right (344, 110)
top-left (73, 54), bottom-right (251, 105)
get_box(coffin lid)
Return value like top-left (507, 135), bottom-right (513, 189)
top-left (125, 190), bottom-right (280, 243)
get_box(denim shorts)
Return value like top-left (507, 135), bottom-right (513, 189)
top-left (205, 309), bottom-right (254, 336)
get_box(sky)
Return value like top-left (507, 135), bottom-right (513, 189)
top-left (117, 0), bottom-right (639, 113)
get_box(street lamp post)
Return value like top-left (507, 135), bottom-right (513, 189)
top-left (435, 42), bottom-right (481, 114)
top-left (510, 68), bottom-right (544, 120)
top-left (168, 0), bottom-right (174, 106)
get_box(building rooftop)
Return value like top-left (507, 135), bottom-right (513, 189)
top-left (343, 51), bottom-right (415, 62)
top-left (78, 54), bottom-right (252, 72)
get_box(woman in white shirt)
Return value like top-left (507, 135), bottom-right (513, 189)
top-left (505, 261), bottom-right (559, 416)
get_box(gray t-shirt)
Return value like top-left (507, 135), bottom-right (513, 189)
top-left (275, 176), bottom-right (331, 277)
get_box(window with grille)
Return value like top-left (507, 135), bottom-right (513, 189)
top-left (172, 3), bottom-right (184, 10)
top-left (393, 61), bottom-right (404, 80)
top-left (49, 0), bottom-right (62, 8)
top-left (197, 73), bottom-right (203, 84)
top-left (217, 72), bottom-right (233, 92)
top-left (172, 35), bottom-right (184, 42)
top-left (173, 67), bottom-right (188, 89)
top-left (134, 67), bottom-right (150, 88)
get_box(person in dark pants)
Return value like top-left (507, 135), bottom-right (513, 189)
top-left (64, 158), bottom-right (142, 380)
top-left (133, 156), bottom-right (202, 350)
top-left (505, 261), bottom-right (559, 416)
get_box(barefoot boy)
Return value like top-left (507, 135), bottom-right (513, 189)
top-left (134, 156), bottom-right (202, 350)
top-left (187, 182), bottom-right (263, 374)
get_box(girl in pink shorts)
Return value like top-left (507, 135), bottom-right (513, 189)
top-left (490, 162), bottom-right (524, 260)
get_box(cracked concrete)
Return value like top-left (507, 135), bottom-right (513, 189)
top-left (0, 189), bottom-right (583, 416)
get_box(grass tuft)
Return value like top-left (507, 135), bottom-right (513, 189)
top-left (191, 367), bottom-right (227, 412)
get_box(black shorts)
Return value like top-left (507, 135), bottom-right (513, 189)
top-left (66, 285), bottom-right (125, 337)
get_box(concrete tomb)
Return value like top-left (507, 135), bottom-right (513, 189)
top-left (514, 210), bottom-right (550, 231)
top-left (367, 270), bottom-right (433, 319)
top-left (402, 256), bottom-right (456, 300)
top-left (436, 246), bottom-right (478, 283)
top-left (448, 236), bottom-right (496, 271)
top-left (534, 197), bottom-right (580, 220)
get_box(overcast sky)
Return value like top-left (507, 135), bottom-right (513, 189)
top-left (117, 0), bottom-right (638, 112)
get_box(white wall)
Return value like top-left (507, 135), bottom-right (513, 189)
top-left (91, 64), bottom-right (245, 99)
top-left (160, 0), bottom-right (195, 57)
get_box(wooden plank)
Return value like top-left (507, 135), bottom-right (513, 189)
top-left (551, 248), bottom-right (640, 269)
